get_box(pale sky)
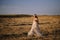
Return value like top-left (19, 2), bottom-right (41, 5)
top-left (0, 0), bottom-right (60, 15)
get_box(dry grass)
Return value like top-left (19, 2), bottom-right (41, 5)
top-left (0, 15), bottom-right (60, 40)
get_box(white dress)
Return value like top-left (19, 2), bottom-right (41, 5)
top-left (28, 18), bottom-right (42, 37)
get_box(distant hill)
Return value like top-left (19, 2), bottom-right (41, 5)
top-left (0, 14), bottom-right (32, 18)
top-left (0, 14), bottom-right (60, 18)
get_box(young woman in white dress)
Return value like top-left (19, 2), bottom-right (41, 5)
top-left (28, 14), bottom-right (42, 37)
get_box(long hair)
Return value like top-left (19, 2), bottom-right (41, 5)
top-left (33, 14), bottom-right (39, 23)
top-left (34, 14), bottom-right (38, 18)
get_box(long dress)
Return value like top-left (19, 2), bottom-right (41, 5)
top-left (28, 17), bottom-right (42, 37)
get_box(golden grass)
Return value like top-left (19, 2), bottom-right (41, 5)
top-left (0, 15), bottom-right (60, 40)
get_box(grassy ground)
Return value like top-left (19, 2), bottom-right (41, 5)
top-left (0, 15), bottom-right (60, 40)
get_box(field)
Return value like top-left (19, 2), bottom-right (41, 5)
top-left (0, 15), bottom-right (60, 40)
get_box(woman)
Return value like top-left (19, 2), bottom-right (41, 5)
top-left (28, 14), bottom-right (42, 37)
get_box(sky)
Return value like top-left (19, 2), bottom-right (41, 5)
top-left (0, 0), bottom-right (60, 15)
